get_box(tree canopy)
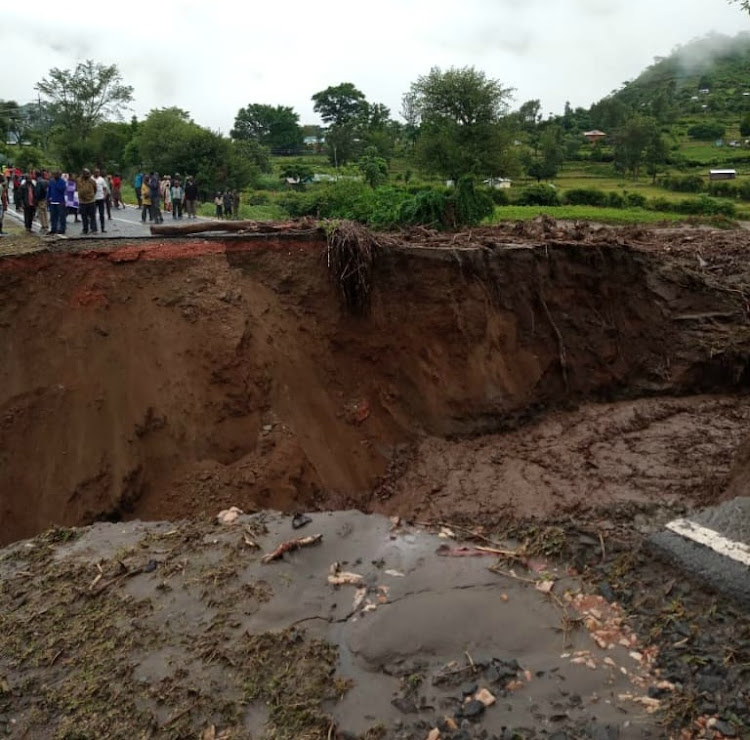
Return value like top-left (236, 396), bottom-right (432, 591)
top-left (407, 66), bottom-right (518, 180)
top-left (36, 60), bottom-right (133, 138)
top-left (231, 104), bottom-right (303, 153)
top-left (312, 83), bottom-right (368, 126)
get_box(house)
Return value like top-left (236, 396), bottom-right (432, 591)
top-left (709, 169), bottom-right (737, 181)
top-left (583, 130), bottom-right (606, 143)
top-left (483, 177), bottom-right (512, 189)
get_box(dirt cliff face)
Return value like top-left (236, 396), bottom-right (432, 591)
top-left (1, 227), bottom-right (749, 545)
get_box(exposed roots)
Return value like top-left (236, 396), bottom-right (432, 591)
top-left (325, 221), bottom-right (381, 315)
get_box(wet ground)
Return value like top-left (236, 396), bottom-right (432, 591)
top-left (2, 510), bottom-right (748, 739)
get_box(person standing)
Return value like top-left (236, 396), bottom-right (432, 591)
top-left (184, 176), bottom-right (198, 219)
top-left (34, 171), bottom-right (49, 233)
top-left (78, 169), bottom-right (97, 234)
top-left (0, 175), bottom-right (8, 234)
top-left (134, 170), bottom-right (144, 209)
top-left (140, 178), bottom-right (152, 222)
top-left (214, 192), bottom-right (223, 219)
top-left (149, 172), bottom-right (163, 223)
top-left (93, 168), bottom-right (108, 233)
top-left (21, 175), bottom-right (36, 232)
top-left (65, 175), bottom-right (80, 222)
top-left (170, 178), bottom-right (184, 219)
top-left (222, 190), bottom-right (233, 219)
top-left (47, 171), bottom-right (67, 235)
top-left (232, 189), bottom-right (240, 219)
top-left (111, 173), bottom-right (123, 208)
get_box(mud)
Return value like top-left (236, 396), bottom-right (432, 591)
top-left (0, 511), bottom-right (668, 739)
top-left (1, 221), bottom-right (750, 739)
top-left (2, 223), bottom-right (750, 545)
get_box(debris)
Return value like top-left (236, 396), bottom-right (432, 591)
top-left (439, 526), bottom-right (456, 539)
top-left (216, 506), bottom-right (243, 525)
top-left (327, 571), bottom-right (364, 586)
top-left (292, 513), bottom-right (312, 530)
top-left (384, 569), bottom-right (405, 577)
top-left (475, 687), bottom-right (496, 707)
top-left (260, 534), bottom-right (323, 563)
top-left (427, 730), bottom-right (441, 740)
top-left (535, 579), bottom-right (555, 594)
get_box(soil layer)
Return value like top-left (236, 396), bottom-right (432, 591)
top-left (2, 223), bottom-right (750, 545)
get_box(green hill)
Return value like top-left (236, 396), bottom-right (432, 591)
top-left (602, 32), bottom-right (750, 119)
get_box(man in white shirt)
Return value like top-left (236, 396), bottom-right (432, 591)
top-left (93, 168), bottom-right (109, 233)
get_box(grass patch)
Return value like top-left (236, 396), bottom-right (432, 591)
top-left (488, 205), bottom-right (687, 225)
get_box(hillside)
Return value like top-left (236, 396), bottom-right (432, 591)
top-left (605, 32), bottom-right (750, 118)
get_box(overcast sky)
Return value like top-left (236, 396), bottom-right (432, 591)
top-left (2, 0), bottom-right (748, 132)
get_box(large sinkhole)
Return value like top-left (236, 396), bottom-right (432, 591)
top-left (2, 227), bottom-right (749, 545)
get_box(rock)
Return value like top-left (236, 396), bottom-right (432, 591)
top-left (216, 506), bottom-right (243, 525)
top-left (461, 682), bottom-right (478, 696)
top-left (712, 720), bottom-right (737, 737)
top-left (459, 699), bottom-right (485, 720)
top-left (426, 730), bottom-right (441, 740)
top-left (475, 688), bottom-right (496, 707)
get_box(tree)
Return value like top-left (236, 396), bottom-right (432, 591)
top-left (231, 104), bottom-right (303, 153)
top-left (35, 60), bottom-right (134, 170)
top-left (312, 83), bottom-right (371, 167)
top-left (406, 66), bottom-right (517, 181)
top-left (132, 108), bottom-right (269, 193)
top-left (613, 115), bottom-right (662, 179)
top-left (358, 146), bottom-right (388, 188)
top-left (36, 60), bottom-right (133, 138)
top-left (525, 124), bottom-right (565, 182)
top-left (312, 83), bottom-right (368, 126)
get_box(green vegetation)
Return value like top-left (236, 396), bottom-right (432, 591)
top-left (6, 29), bottom-right (750, 229)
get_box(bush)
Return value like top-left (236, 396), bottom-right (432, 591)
top-left (454, 177), bottom-right (494, 227)
top-left (563, 188), bottom-right (608, 207)
top-left (660, 175), bottom-right (705, 193)
top-left (648, 197), bottom-right (672, 212)
top-left (487, 187), bottom-right (510, 206)
top-left (739, 180), bottom-right (750, 201)
top-left (606, 192), bottom-right (625, 208)
top-left (707, 181), bottom-right (738, 198)
top-left (246, 192), bottom-right (270, 205)
top-left (398, 189), bottom-right (449, 229)
top-left (675, 195), bottom-right (736, 217)
top-left (624, 192), bottom-right (647, 208)
top-left (687, 122), bottom-right (726, 140)
top-left (515, 184), bottom-right (560, 206)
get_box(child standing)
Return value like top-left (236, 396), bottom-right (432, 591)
top-left (214, 192), bottom-right (223, 219)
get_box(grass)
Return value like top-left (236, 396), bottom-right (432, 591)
top-left (488, 205), bottom-right (688, 225)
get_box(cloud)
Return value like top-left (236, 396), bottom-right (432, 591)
top-left (0, 0), bottom-right (748, 130)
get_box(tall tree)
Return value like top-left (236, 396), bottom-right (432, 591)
top-left (35, 60), bottom-right (133, 170)
top-left (312, 83), bottom-right (368, 126)
top-left (614, 114), bottom-right (662, 179)
top-left (36, 60), bottom-right (133, 138)
top-left (132, 107), bottom-right (269, 192)
top-left (231, 104), bottom-right (303, 153)
top-left (406, 66), bottom-right (517, 181)
top-left (312, 83), bottom-right (370, 167)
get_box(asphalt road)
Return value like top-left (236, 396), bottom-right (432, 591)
top-left (6, 201), bottom-right (206, 240)
top-left (650, 497), bottom-right (750, 606)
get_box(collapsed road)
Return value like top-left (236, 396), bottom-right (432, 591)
top-left (0, 219), bottom-right (749, 738)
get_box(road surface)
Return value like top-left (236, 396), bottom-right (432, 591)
top-left (5, 202), bottom-right (207, 240)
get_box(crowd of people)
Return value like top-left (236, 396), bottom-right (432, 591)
top-left (0, 167), bottom-right (243, 237)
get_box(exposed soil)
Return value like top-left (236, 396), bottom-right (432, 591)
top-left (1, 219), bottom-right (750, 738)
top-left (2, 220), bottom-right (750, 545)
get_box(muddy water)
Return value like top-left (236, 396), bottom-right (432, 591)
top-left (0, 511), bottom-right (665, 737)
